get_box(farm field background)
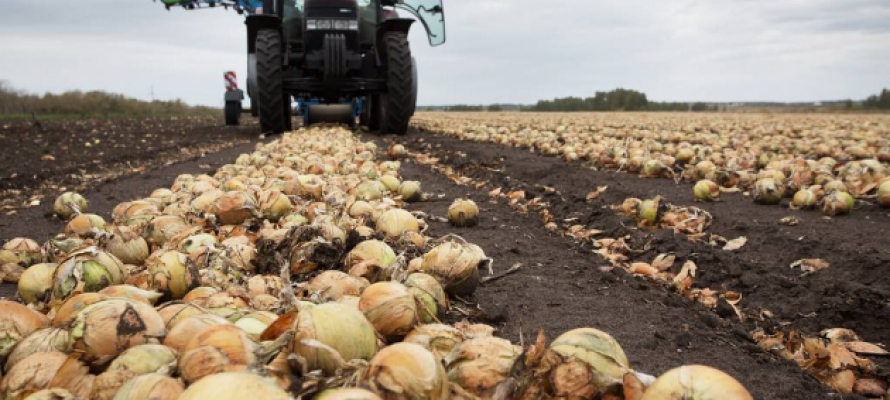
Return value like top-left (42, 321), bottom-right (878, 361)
top-left (0, 111), bottom-right (888, 399)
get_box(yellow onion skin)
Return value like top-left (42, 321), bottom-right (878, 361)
top-left (0, 300), bottom-right (50, 359)
top-left (290, 303), bottom-right (378, 375)
top-left (306, 270), bottom-right (369, 302)
top-left (376, 209), bottom-right (420, 238)
top-left (550, 328), bottom-right (630, 388)
top-left (878, 180), bottom-right (890, 207)
top-left (822, 191), bottom-right (854, 216)
top-left (405, 273), bottom-right (449, 323)
top-left (447, 199), bottom-right (480, 227)
top-left (791, 189), bottom-right (817, 210)
top-left (212, 191), bottom-right (258, 225)
top-left (18, 263), bottom-right (57, 304)
top-left (51, 247), bottom-right (125, 302)
top-left (398, 181), bottom-right (422, 203)
top-left (3, 238), bottom-right (44, 266)
top-left (98, 285), bottom-right (162, 305)
top-left (68, 299), bottom-right (167, 366)
top-left (111, 374), bottom-right (183, 400)
top-left (155, 302), bottom-right (207, 329)
top-left (163, 313), bottom-right (231, 353)
top-left (4, 327), bottom-right (70, 373)
top-left (106, 344), bottom-right (177, 375)
top-left (178, 324), bottom-right (261, 383)
top-left (22, 388), bottom-right (75, 400)
top-left (64, 214), bottom-right (106, 237)
top-left (359, 282), bottom-right (418, 340)
top-left (315, 388), bottom-right (383, 400)
top-left (51, 293), bottom-right (109, 326)
top-left (419, 241), bottom-right (484, 297)
top-left (146, 250), bottom-right (199, 301)
top-left (178, 372), bottom-right (290, 400)
top-left (754, 179), bottom-right (784, 205)
top-left (234, 311), bottom-right (277, 340)
top-left (367, 342), bottom-right (449, 400)
top-left (445, 336), bottom-right (520, 397)
top-left (640, 365), bottom-right (753, 400)
top-left (1, 351), bottom-right (92, 400)
top-left (693, 180), bottom-right (720, 202)
top-left (344, 240), bottom-right (397, 270)
top-left (404, 324), bottom-right (465, 360)
top-left (106, 227), bottom-right (150, 265)
top-left (53, 192), bottom-right (88, 220)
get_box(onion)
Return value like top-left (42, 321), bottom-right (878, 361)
top-left (182, 286), bottom-right (219, 306)
top-left (18, 263), bottom-right (57, 304)
top-left (376, 209), bottom-right (420, 238)
top-left (106, 227), bottom-right (150, 265)
top-left (290, 303), bottom-right (377, 375)
top-left (68, 299), bottom-right (166, 366)
top-left (51, 293), bottom-right (109, 326)
top-left (92, 344), bottom-right (178, 400)
top-left (419, 241), bottom-right (485, 296)
top-left (4, 327), bottom-right (69, 373)
top-left (641, 159), bottom-right (668, 178)
top-left (380, 175), bottom-right (401, 192)
top-left (0, 300), bottom-right (50, 359)
top-left (0, 263), bottom-right (26, 283)
top-left (212, 191), bottom-right (258, 225)
top-left (447, 199), bottom-right (480, 227)
top-left (144, 216), bottom-right (190, 247)
top-left (163, 313), bottom-right (231, 353)
top-left (53, 192), bottom-right (88, 220)
top-left (178, 324), bottom-right (259, 383)
top-left (359, 282), bottom-right (418, 340)
top-left (445, 336), bottom-right (520, 397)
top-left (404, 324), bottom-right (465, 360)
top-left (640, 365), bottom-right (753, 400)
top-left (64, 214), bottom-right (107, 237)
top-left (247, 275), bottom-right (282, 297)
top-left (3, 238), bottom-right (44, 266)
top-left (550, 327), bottom-right (630, 388)
top-left (305, 271), bottom-right (369, 302)
top-left (399, 181), bottom-right (422, 202)
top-left (111, 374), bottom-right (183, 400)
top-left (178, 372), bottom-right (290, 400)
top-left (823, 179), bottom-right (848, 194)
top-left (98, 285), bottom-right (162, 305)
top-left (0, 352), bottom-right (92, 399)
top-left (146, 250), bottom-right (199, 301)
top-left (21, 388), bottom-right (75, 400)
top-left (879, 180), bottom-right (890, 207)
top-left (693, 180), bottom-right (720, 202)
top-left (357, 181), bottom-right (385, 201)
top-left (316, 388), bottom-right (382, 400)
top-left (367, 342), bottom-right (449, 399)
top-left (156, 302), bottom-right (207, 329)
top-left (257, 189), bottom-right (294, 222)
top-left (550, 359), bottom-right (599, 398)
top-left (405, 273), bottom-right (449, 323)
top-left (638, 198), bottom-right (661, 225)
top-left (822, 191), bottom-right (853, 216)
top-left (753, 178), bottom-right (784, 205)
top-left (344, 240), bottom-right (397, 270)
top-left (177, 232), bottom-right (217, 255)
top-left (387, 144), bottom-right (408, 159)
top-left (348, 201), bottom-right (374, 219)
top-left (790, 189), bottom-right (818, 210)
top-left (234, 311), bottom-right (277, 340)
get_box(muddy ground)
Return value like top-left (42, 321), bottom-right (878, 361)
top-left (0, 116), bottom-right (260, 214)
top-left (0, 120), bottom-right (883, 399)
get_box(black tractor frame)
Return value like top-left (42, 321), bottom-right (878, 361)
top-left (245, 0), bottom-right (444, 135)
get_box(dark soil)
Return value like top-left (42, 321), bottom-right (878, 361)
top-left (377, 128), bottom-right (890, 400)
top-left (0, 116), bottom-right (261, 213)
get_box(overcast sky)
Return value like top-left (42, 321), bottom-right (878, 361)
top-left (1, 0), bottom-right (888, 107)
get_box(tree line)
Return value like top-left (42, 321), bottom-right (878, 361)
top-left (0, 81), bottom-right (219, 117)
top-left (528, 88), bottom-right (716, 112)
top-left (863, 89), bottom-right (890, 109)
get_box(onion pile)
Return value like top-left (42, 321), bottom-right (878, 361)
top-left (0, 126), bottom-right (763, 399)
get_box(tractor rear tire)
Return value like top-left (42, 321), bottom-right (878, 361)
top-left (366, 95), bottom-right (381, 131)
top-left (225, 101), bottom-right (241, 126)
top-left (256, 30), bottom-right (286, 134)
top-left (378, 32), bottom-right (414, 135)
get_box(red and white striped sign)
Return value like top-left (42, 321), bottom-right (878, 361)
top-left (224, 71), bottom-right (238, 92)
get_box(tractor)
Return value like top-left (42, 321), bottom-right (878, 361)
top-left (158, 0), bottom-right (446, 135)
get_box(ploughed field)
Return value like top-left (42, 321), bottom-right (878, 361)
top-left (0, 112), bottom-right (887, 400)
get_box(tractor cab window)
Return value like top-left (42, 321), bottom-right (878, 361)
top-left (358, 0), bottom-right (377, 45)
top-left (282, 0), bottom-right (305, 44)
top-left (395, 0), bottom-right (445, 46)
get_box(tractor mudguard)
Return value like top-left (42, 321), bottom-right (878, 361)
top-left (376, 18), bottom-right (414, 57)
top-left (246, 14), bottom-right (282, 53)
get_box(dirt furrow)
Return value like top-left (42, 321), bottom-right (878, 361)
top-left (370, 133), bottom-right (831, 399)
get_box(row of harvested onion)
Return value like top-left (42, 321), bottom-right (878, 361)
top-left (412, 112), bottom-right (890, 214)
top-left (0, 126), bottom-right (757, 399)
